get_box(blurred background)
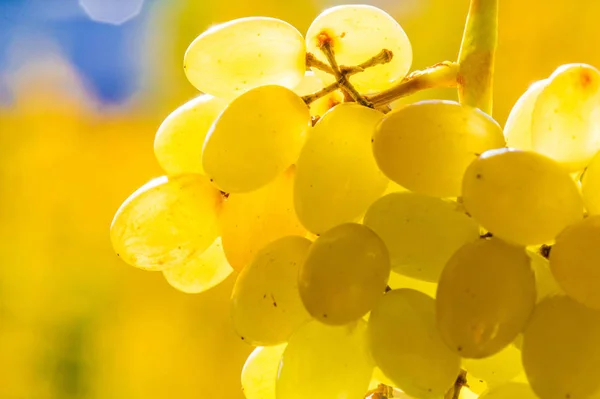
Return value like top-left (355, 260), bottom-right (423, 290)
top-left (1, 0), bottom-right (599, 397)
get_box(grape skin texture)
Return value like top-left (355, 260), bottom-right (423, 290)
top-left (478, 383), bottom-right (538, 399)
top-left (153, 94), bottom-right (228, 176)
top-left (241, 344), bottom-right (286, 399)
top-left (184, 17), bottom-right (306, 99)
top-left (363, 192), bottom-right (480, 282)
top-left (372, 100), bottom-right (505, 197)
top-left (368, 289), bottom-right (460, 399)
top-left (522, 296), bottom-right (600, 399)
top-left (462, 344), bottom-right (524, 388)
top-left (436, 238), bottom-right (536, 358)
top-left (462, 148), bottom-right (584, 246)
top-left (276, 320), bottom-right (373, 399)
top-left (231, 236), bottom-right (312, 346)
top-left (299, 223), bottom-right (390, 325)
top-left (305, 4), bottom-right (412, 93)
top-left (504, 79), bottom-right (547, 151)
top-left (202, 85), bottom-right (310, 193)
top-left (110, 175), bottom-right (221, 271)
top-left (582, 150), bottom-right (600, 215)
top-left (294, 103), bottom-right (388, 234)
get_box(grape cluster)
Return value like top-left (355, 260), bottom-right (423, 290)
top-left (110, 3), bottom-right (600, 399)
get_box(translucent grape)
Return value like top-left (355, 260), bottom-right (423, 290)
top-left (276, 320), bottom-right (373, 399)
top-left (231, 236), bottom-right (312, 346)
top-left (528, 250), bottom-right (562, 302)
top-left (462, 148), bottom-right (584, 246)
top-left (241, 344), bottom-right (286, 399)
top-left (387, 271), bottom-right (437, 299)
top-left (550, 215), bottom-right (600, 310)
top-left (162, 237), bottom-right (233, 294)
top-left (184, 17), bottom-right (306, 99)
top-left (202, 85), bottom-right (310, 193)
top-left (463, 344), bottom-right (524, 388)
top-left (504, 80), bottom-right (547, 151)
top-left (373, 100), bottom-right (505, 197)
top-left (299, 223), bottom-right (390, 325)
top-left (363, 192), bottom-right (480, 282)
top-left (220, 168), bottom-right (306, 271)
top-left (368, 289), bottom-right (461, 398)
top-left (306, 4), bottom-right (412, 93)
top-left (293, 71), bottom-right (341, 117)
top-left (478, 383), bottom-right (538, 399)
top-left (294, 104), bottom-right (388, 234)
top-left (154, 94), bottom-right (228, 176)
top-left (522, 296), bottom-right (600, 399)
top-left (110, 175), bottom-right (221, 271)
top-left (582, 150), bottom-right (600, 215)
top-left (436, 238), bottom-right (536, 358)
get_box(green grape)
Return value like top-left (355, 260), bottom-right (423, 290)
top-left (294, 103), bottom-right (388, 234)
top-left (110, 175), bottom-right (221, 271)
top-left (504, 79), bottom-right (547, 151)
top-left (202, 85), bottom-right (310, 193)
top-left (276, 320), bottom-right (373, 399)
top-left (162, 237), bottom-right (233, 294)
top-left (522, 296), bottom-right (600, 399)
top-left (387, 271), bottom-right (437, 299)
top-left (462, 148), bottom-right (584, 246)
top-left (184, 17), bottom-right (306, 99)
top-left (153, 94), bottom-right (228, 176)
top-left (463, 344), bottom-right (524, 388)
top-left (306, 4), bottom-right (412, 93)
top-left (241, 344), bottom-right (286, 399)
top-left (527, 249), bottom-right (562, 302)
top-left (436, 238), bottom-right (536, 358)
top-left (220, 168), bottom-right (306, 271)
top-left (550, 215), bottom-right (600, 310)
top-left (368, 289), bottom-right (461, 399)
top-left (363, 192), bottom-right (480, 282)
top-left (582, 150), bottom-right (600, 215)
top-left (299, 223), bottom-right (390, 325)
top-left (231, 236), bottom-right (312, 346)
top-left (372, 100), bottom-right (505, 197)
top-left (531, 64), bottom-right (600, 171)
top-left (478, 383), bottom-right (538, 399)
top-left (293, 71), bottom-right (341, 117)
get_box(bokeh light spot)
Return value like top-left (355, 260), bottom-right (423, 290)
top-left (78, 0), bottom-right (144, 25)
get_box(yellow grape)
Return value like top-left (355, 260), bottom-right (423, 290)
top-left (162, 237), bottom-right (233, 294)
top-left (306, 4), bottom-right (412, 93)
top-left (241, 344), bottom-right (286, 399)
top-left (522, 296), bottom-right (600, 399)
top-left (478, 383), bottom-right (538, 399)
top-left (363, 192), bottom-right (480, 282)
top-left (184, 17), bottom-right (305, 99)
top-left (202, 85), bottom-right (310, 193)
top-left (368, 289), bottom-right (461, 399)
top-left (436, 238), bottom-right (536, 358)
top-left (373, 100), bottom-right (505, 197)
top-left (294, 104), bottom-right (388, 234)
top-left (550, 215), bottom-right (600, 310)
top-left (531, 64), bottom-right (600, 171)
top-left (504, 79), bottom-right (547, 151)
top-left (582, 150), bottom-right (600, 215)
top-left (110, 175), bottom-right (221, 271)
top-left (276, 320), bottom-right (373, 399)
top-left (299, 223), bottom-right (390, 325)
top-left (154, 94), bottom-right (228, 176)
top-left (231, 236), bottom-right (312, 346)
top-left (462, 148), bottom-right (584, 246)
top-left (293, 71), bottom-right (341, 117)
top-left (387, 271), bottom-right (437, 299)
top-left (527, 249), bottom-right (562, 302)
top-left (220, 168), bottom-right (306, 271)
top-left (463, 344), bottom-right (524, 388)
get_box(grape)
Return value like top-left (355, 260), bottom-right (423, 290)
top-left (463, 344), bottom-right (524, 388)
top-left (387, 271), bottom-right (437, 299)
top-left (306, 4), bottom-right (412, 93)
top-left (436, 238), bottom-right (536, 358)
top-left (478, 383), bottom-right (538, 399)
top-left (582, 150), bottom-right (600, 215)
top-left (220, 168), bottom-right (306, 271)
top-left (528, 249), bottom-right (563, 302)
top-left (550, 215), bottom-right (600, 310)
top-left (522, 296), bottom-right (600, 399)
top-left (299, 223), bottom-right (390, 325)
top-left (276, 320), bottom-right (373, 399)
top-left (231, 236), bottom-right (312, 346)
top-left (372, 100), bottom-right (505, 197)
top-left (363, 192), bottom-right (480, 282)
top-left (241, 344), bottom-right (286, 399)
top-left (294, 103), bottom-right (388, 234)
top-left (202, 85), bottom-right (310, 193)
top-left (162, 237), bottom-right (233, 294)
top-left (367, 289), bottom-right (461, 398)
top-left (110, 175), bottom-right (221, 271)
top-left (462, 148), bottom-right (584, 246)
top-left (153, 94), bottom-right (228, 176)
top-left (504, 79), bottom-right (547, 151)
top-left (293, 71), bottom-right (341, 117)
top-left (184, 17), bottom-right (306, 99)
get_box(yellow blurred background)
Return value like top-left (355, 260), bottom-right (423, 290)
top-left (1, 0), bottom-right (599, 398)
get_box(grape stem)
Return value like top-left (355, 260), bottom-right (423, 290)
top-left (445, 369), bottom-right (468, 399)
top-left (306, 53), bottom-right (335, 75)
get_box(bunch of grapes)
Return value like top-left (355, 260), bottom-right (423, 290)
top-left (110, 2), bottom-right (600, 399)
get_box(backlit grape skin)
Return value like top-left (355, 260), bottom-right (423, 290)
top-left (241, 344), bottom-right (287, 399)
